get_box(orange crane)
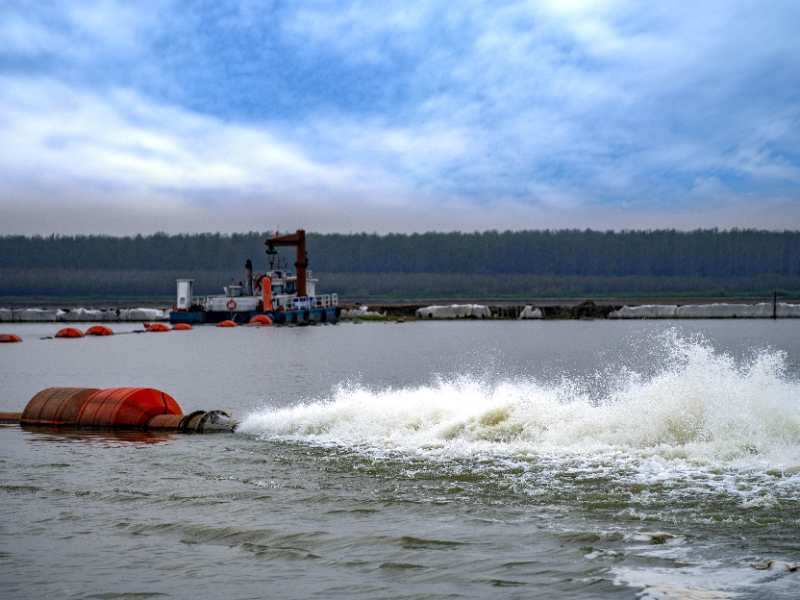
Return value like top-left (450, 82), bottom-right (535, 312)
top-left (265, 229), bottom-right (309, 297)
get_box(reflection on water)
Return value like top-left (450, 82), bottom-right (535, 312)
top-left (20, 426), bottom-right (178, 446)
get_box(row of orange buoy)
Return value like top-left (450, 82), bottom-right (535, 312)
top-left (217, 315), bottom-right (273, 327)
top-left (52, 323), bottom-right (194, 338)
top-left (0, 315), bottom-right (273, 343)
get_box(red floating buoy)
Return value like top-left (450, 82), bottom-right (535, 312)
top-left (85, 325), bottom-right (114, 336)
top-left (55, 327), bottom-right (84, 339)
top-left (173, 323), bottom-right (192, 331)
top-left (217, 320), bottom-right (237, 328)
top-left (147, 323), bottom-right (171, 332)
top-left (0, 333), bottom-right (22, 343)
top-left (249, 315), bottom-right (272, 326)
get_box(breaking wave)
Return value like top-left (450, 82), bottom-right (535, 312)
top-left (239, 332), bottom-right (800, 468)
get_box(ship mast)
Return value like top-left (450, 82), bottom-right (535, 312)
top-left (265, 229), bottom-right (309, 297)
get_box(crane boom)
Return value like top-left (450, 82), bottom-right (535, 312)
top-left (266, 229), bottom-right (309, 297)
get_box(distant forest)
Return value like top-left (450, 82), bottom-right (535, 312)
top-left (1, 230), bottom-right (799, 300)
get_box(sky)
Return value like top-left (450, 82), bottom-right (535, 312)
top-left (0, 0), bottom-right (799, 235)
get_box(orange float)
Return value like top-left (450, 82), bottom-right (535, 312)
top-left (12, 387), bottom-right (237, 433)
top-left (76, 387), bottom-right (182, 428)
top-left (173, 323), bottom-right (192, 331)
top-left (249, 315), bottom-right (272, 326)
top-left (21, 387), bottom-right (179, 428)
top-left (217, 320), bottom-right (237, 327)
top-left (21, 387), bottom-right (100, 426)
top-left (0, 333), bottom-right (22, 343)
top-left (55, 327), bottom-right (84, 338)
top-left (147, 323), bottom-right (171, 332)
top-left (85, 325), bottom-right (113, 336)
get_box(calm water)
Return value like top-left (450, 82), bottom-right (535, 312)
top-left (2, 320), bottom-right (800, 599)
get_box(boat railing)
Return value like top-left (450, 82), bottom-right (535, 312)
top-left (289, 294), bottom-right (338, 310)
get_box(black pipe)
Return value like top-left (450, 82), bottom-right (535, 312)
top-left (245, 258), bottom-right (253, 296)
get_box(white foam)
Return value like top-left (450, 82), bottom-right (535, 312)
top-left (240, 332), bottom-right (800, 470)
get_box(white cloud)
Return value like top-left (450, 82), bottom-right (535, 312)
top-left (284, 1), bottom-right (434, 64)
top-left (0, 14), bottom-right (76, 57)
top-left (0, 76), bottom-right (380, 195)
top-left (0, 0), bottom-right (799, 233)
top-left (1, 0), bottom-right (160, 61)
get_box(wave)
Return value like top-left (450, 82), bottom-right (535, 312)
top-left (239, 332), bottom-right (800, 467)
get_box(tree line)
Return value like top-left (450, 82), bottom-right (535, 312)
top-left (0, 268), bottom-right (796, 300)
top-left (1, 229), bottom-right (799, 299)
top-left (2, 229), bottom-right (799, 277)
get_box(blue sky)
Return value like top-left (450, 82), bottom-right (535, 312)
top-left (1, 0), bottom-right (799, 234)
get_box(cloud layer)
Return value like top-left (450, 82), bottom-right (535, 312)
top-left (1, 0), bottom-right (799, 233)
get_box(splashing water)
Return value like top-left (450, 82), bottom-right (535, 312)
top-left (240, 332), bottom-right (800, 470)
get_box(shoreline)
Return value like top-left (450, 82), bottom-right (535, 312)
top-left (2, 297), bottom-right (800, 322)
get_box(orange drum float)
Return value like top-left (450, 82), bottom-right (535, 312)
top-left (7, 387), bottom-right (236, 433)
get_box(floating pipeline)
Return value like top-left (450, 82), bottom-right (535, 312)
top-left (1, 387), bottom-right (236, 433)
top-left (0, 411), bottom-right (21, 423)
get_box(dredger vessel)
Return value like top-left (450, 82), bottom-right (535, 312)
top-left (169, 229), bottom-right (339, 325)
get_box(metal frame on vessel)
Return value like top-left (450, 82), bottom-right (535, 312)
top-left (169, 230), bottom-right (340, 325)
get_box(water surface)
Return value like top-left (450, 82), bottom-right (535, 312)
top-left (2, 320), bottom-right (800, 599)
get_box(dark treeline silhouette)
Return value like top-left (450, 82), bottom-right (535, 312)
top-left (1, 269), bottom-right (797, 300)
top-left (3, 229), bottom-right (800, 275)
top-left (1, 229), bottom-right (799, 298)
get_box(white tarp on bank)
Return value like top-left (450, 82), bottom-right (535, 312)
top-left (519, 306), bottom-right (543, 319)
top-left (11, 308), bottom-right (65, 322)
top-left (782, 303), bottom-right (800, 317)
top-left (608, 305), bottom-right (678, 319)
top-left (0, 307), bottom-right (168, 322)
top-left (119, 308), bottom-right (169, 321)
top-left (609, 302), bottom-right (800, 319)
top-left (416, 304), bottom-right (491, 319)
top-left (341, 306), bottom-right (385, 319)
top-left (61, 308), bottom-right (105, 321)
top-left (675, 303), bottom-right (768, 318)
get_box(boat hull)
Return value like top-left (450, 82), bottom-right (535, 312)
top-left (169, 307), bottom-right (339, 325)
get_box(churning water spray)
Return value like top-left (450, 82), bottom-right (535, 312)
top-left (240, 331), bottom-right (800, 469)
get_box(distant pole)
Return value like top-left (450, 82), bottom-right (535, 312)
top-left (773, 290), bottom-right (777, 320)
